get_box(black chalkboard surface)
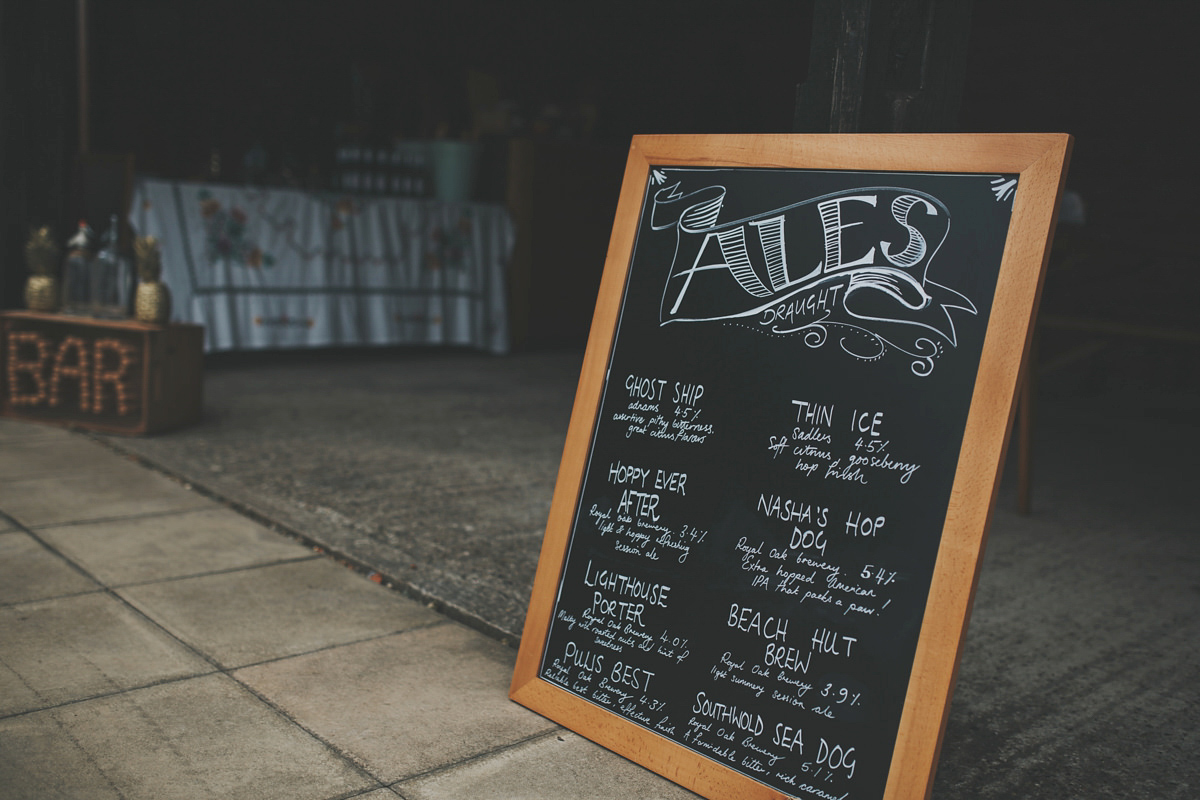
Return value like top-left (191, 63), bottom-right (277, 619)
top-left (512, 135), bottom-right (1072, 800)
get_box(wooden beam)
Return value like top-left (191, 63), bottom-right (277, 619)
top-left (77, 0), bottom-right (88, 154)
top-left (794, 0), bottom-right (974, 134)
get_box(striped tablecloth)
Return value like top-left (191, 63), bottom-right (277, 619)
top-left (130, 178), bottom-right (512, 353)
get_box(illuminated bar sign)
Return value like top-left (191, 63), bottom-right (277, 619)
top-left (1, 311), bottom-right (204, 435)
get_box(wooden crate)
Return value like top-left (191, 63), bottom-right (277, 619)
top-left (1, 311), bottom-right (203, 435)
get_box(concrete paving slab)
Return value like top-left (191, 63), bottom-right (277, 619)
top-left (99, 351), bottom-right (582, 639)
top-left (0, 462), bottom-right (217, 529)
top-left (395, 731), bottom-right (703, 799)
top-left (37, 506), bottom-right (316, 586)
top-left (0, 592), bottom-right (212, 716)
top-left (118, 558), bottom-right (444, 668)
top-left (103, 466), bottom-right (544, 644)
top-left (0, 433), bottom-right (144, 480)
top-left (0, 673), bottom-right (377, 800)
top-left (212, 451), bottom-right (554, 637)
top-left (234, 624), bottom-right (557, 783)
top-left (0, 711), bottom-right (126, 800)
top-left (0, 418), bottom-right (76, 442)
top-left (0, 530), bottom-right (99, 604)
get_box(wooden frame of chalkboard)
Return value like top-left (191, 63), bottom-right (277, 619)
top-left (511, 134), bottom-right (1072, 800)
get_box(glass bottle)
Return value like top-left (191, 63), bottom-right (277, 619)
top-left (60, 221), bottom-right (94, 315)
top-left (92, 215), bottom-right (132, 318)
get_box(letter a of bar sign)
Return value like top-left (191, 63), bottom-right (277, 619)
top-left (511, 134), bottom-right (1072, 800)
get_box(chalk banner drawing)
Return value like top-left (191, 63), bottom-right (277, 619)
top-left (535, 165), bottom-right (1020, 800)
top-left (652, 169), bottom-right (1014, 376)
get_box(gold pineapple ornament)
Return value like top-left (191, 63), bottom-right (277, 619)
top-left (23, 227), bottom-right (61, 311)
top-left (134, 236), bottom-right (172, 323)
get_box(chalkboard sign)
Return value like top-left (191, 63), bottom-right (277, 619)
top-left (511, 135), bottom-right (1072, 800)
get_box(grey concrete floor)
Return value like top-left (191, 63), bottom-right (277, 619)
top-left (23, 341), bottom-right (1200, 798)
top-left (0, 418), bottom-right (702, 800)
top-left (102, 348), bottom-right (584, 641)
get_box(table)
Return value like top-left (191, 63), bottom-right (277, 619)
top-left (129, 178), bottom-right (512, 353)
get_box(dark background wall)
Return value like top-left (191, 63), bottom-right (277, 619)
top-left (0, 1), bottom-right (75, 309)
top-left (962, 1), bottom-right (1198, 339)
top-left (84, 0), bottom-right (810, 181)
top-left (2, 0), bottom-right (1197, 339)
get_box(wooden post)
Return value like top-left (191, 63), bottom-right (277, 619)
top-left (794, 0), bottom-right (974, 134)
top-left (77, 0), bottom-right (89, 155)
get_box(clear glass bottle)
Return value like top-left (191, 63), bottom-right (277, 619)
top-left (91, 215), bottom-right (132, 318)
top-left (60, 220), bottom-right (94, 315)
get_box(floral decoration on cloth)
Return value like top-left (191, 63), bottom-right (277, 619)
top-left (199, 190), bottom-right (276, 268)
top-left (425, 211), bottom-right (474, 271)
